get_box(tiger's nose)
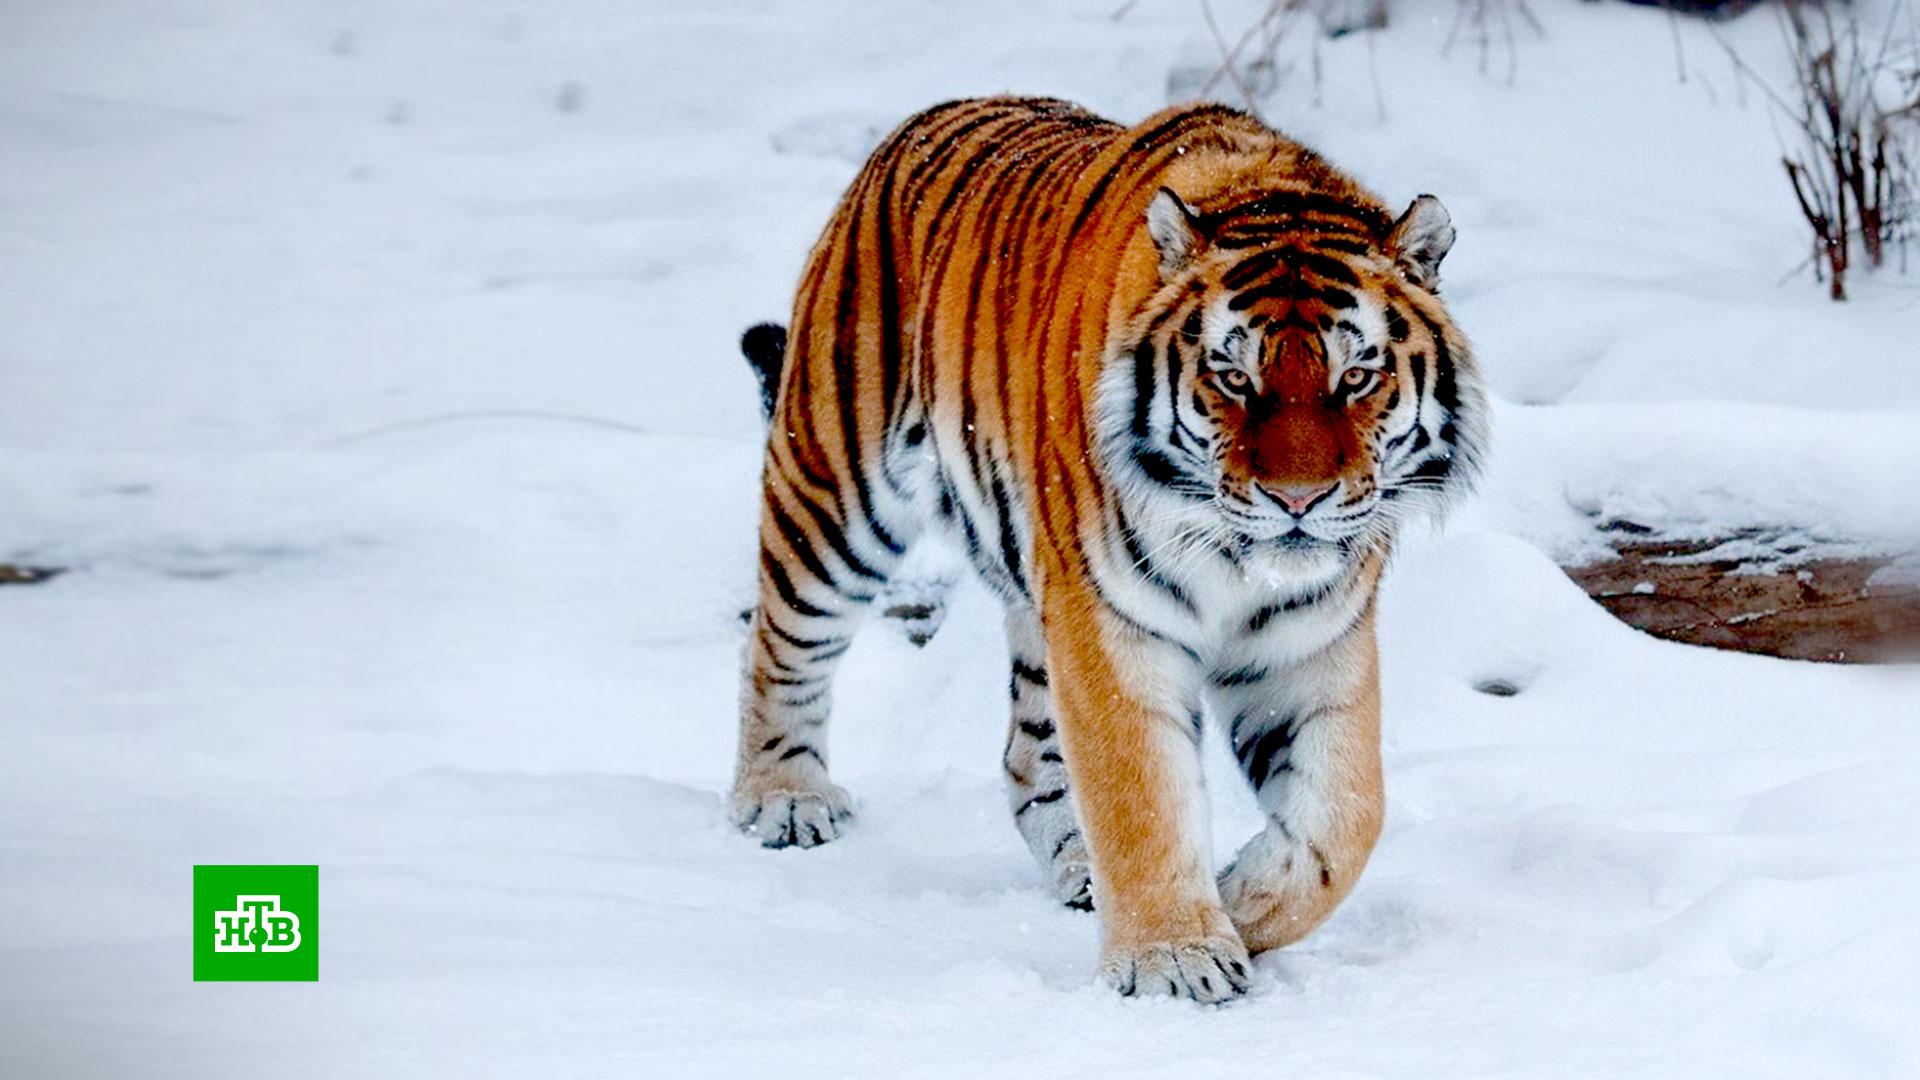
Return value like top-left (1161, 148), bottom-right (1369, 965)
top-left (1259, 481), bottom-right (1338, 518)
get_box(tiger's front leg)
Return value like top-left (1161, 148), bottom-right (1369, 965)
top-left (1042, 573), bottom-right (1251, 1003)
top-left (1214, 609), bottom-right (1385, 953)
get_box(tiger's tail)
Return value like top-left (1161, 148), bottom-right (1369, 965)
top-left (738, 322), bottom-right (786, 420)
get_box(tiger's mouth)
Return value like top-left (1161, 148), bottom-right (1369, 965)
top-left (1221, 498), bottom-right (1378, 557)
top-left (1270, 528), bottom-right (1324, 550)
top-left (1219, 494), bottom-right (1362, 542)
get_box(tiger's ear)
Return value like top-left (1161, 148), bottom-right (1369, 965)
top-left (1146, 187), bottom-right (1205, 276)
top-left (1388, 194), bottom-right (1455, 289)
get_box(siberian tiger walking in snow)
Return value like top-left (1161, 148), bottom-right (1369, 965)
top-left (729, 97), bottom-right (1487, 1002)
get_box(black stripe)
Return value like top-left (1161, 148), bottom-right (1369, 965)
top-left (1051, 829), bottom-right (1082, 861)
top-left (1067, 112), bottom-right (1182, 238)
top-left (988, 465), bottom-right (1030, 598)
top-left (1015, 788), bottom-right (1069, 816)
top-left (902, 107), bottom-right (1010, 204)
top-left (1133, 445), bottom-right (1205, 493)
top-left (991, 130), bottom-right (1081, 459)
top-left (1203, 190), bottom-right (1391, 236)
top-left (1158, 335), bottom-right (1185, 438)
top-left (1035, 354), bottom-right (1095, 555)
top-left (766, 498), bottom-right (847, 598)
top-left (1229, 279), bottom-right (1355, 311)
top-left (1114, 503), bottom-right (1195, 613)
top-left (1012, 660), bottom-right (1049, 687)
top-left (1212, 663), bottom-right (1269, 687)
top-left (1385, 305), bottom-right (1410, 342)
top-left (1169, 413), bottom-right (1207, 460)
top-left (1214, 221), bottom-right (1379, 249)
top-left (874, 125), bottom-right (908, 434)
top-left (955, 152), bottom-right (1030, 523)
top-left (785, 483), bottom-right (885, 582)
top-left (1293, 249), bottom-right (1362, 287)
top-left (838, 192), bottom-right (907, 559)
top-left (1381, 414), bottom-right (1422, 460)
top-left (915, 142), bottom-right (1007, 270)
top-left (780, 438), bottom-right (844, 511)
top-left (1095, 592), bottom-right (1201, 664)
top-left (829, 181), bottom-right (880, 552)
top-left (1130, 338), bottom-right (1156, 439)
top-left (760, 612), bottom-right (841, 652)
top-left (1409, 306), bottom-right (1462, 416)
top-left (1310, 844), bottom-right (1333, 887)
top-left (778, 744), bottom-right (826, 767)
top-left (1036, 442), bottom-right (1090, 567)
top-left (761, 551), bottom-right (832, 619)
top-left (1243, 579), bottom-right (1338, 632)
top-left (1235, 723), bottom-right (1294, 791)
top-left (1221, 247), bottom-right (1293, 290)
top-left (948, 479), bottom-right (987, 563)
top-left (1405, 455), bottom-right (1454, 485)
top-left (1064, 106), bottom-right (1243, 241)
top-left (778, 686), bottom-right (830, 709)
top-left (1405, 347), bottom-right (1427, 437)
top-left (1305, 235), bottom-right (1373, 255)
top-left (1245, 604), bottom-right (1283, 633)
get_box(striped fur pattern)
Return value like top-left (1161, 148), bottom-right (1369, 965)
top-left (730, 97), bottom-right (1487, 1002)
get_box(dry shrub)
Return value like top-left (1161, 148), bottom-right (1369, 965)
top-left (1716, 0), bottom-right (1920, 299)
top-left (1190, 0), bottom-right (1546, 122)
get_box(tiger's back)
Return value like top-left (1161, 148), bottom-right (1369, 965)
top-left (767, 97), bottom-right (1126, 602)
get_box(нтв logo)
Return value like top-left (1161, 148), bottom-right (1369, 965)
top-left (193, 865), bottom-right (318, 981)
top-left (214, 895), bottom-right (301, 953)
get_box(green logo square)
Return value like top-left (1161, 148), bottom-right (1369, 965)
top-left (193, 865), bottom-right (318, 982)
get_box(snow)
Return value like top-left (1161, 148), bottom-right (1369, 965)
top-left (2, 1), bottom-right (1917, 1077)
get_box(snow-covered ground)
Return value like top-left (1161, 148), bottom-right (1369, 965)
top-left (2, 1), bottom-right (1917, 1076)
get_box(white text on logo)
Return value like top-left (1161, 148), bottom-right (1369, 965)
top-left (213, 895), bottom-right (302, 953)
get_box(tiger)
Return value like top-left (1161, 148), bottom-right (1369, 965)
top-left (729, 96), bottom-right (1487, 1002)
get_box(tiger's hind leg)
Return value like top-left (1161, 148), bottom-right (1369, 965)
top-left (1001, 606), bottom-right (1093, 909)
top-left (730, 478), bottom-right (908, 849)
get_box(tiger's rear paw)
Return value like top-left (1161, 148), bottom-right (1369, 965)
top-left (1047, 835), bottom-right (1093, 910)
top-left (729, 783), bottom-right (853, 849)
top-left (1057, 863), bottom-right (1094, 911)
top-left (879, 579), bottom-right (951, 647)
top-left (1101, 933), bottom-right (1251, 1004)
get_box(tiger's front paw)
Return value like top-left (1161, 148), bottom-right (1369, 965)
top-left (729, 782), bottom-right (853, 849)
top-left (1217, 832), bottom-right (1357, 953)
top-left (1217, 859), bottom-right (1287, 936)
top-left (1101, 932), bottom-right (1251, 1004)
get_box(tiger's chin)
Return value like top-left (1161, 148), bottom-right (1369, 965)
top-left (1232, 527), bottom-right (1356, 589)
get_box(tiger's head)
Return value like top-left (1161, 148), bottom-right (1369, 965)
top-left (1100, 179), bottom-right (1488, 572)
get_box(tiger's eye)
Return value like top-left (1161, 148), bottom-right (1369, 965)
top-left (1219, 369), bottom-right (1251, 394)
top-left (1341, 367), bottom-right (1373, 390)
